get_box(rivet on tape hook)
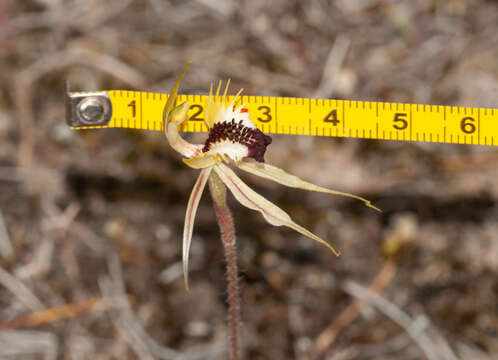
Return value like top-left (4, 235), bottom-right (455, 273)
top-left (65, 81), bottom-right (112, 127)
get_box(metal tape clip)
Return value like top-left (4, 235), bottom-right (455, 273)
top-left (65, 81), bottom-right (112, 127)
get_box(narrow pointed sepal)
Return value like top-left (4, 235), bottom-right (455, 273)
top-left (163, 62), bottom-right (191, 123)
top-left (163, 63), bottom-right (203, 158)
top-left (237, 160), bottom-right (381, 212)
top-left (214, 163), bottom-right (340, 256)
top-left (183, 167), bottom-right (212, 290)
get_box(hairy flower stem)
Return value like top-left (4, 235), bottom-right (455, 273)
top-left (209, 172), bottom-right (240, 360)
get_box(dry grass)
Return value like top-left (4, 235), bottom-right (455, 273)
top-left (0, 0), bottom-right (497, 359)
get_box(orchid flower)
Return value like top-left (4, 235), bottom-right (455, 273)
top-left (163, 64), bottom-right (380, 290)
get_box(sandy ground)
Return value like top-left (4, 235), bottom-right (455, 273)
top-left (0, 1), bottom-right (497, 359)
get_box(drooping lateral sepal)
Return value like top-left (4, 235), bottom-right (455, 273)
top-left (182, 167), bottom-right (212, 290)
top-left (237, 160), bottom-right (381, 212)
top-left (213, 163), bottom-right (340, 256)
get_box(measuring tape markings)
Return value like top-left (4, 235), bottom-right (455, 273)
top-left (71, 90), bottom-right (497, 146)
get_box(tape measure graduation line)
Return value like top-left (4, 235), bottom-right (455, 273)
top-left (65, 88), bottom-right (498, 146)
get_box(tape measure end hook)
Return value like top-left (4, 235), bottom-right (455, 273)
top-left (64, 82), bottom-right (113, 128)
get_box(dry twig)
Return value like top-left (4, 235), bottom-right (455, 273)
top-left (101, 254), bottom-right (225, 360)
top-left (0, 267), bottom-right (45, 312)
top-left (0, 297), bottom-right (111, 330)
top-left (343, 280), bottom-right (453, 360)
top-left (310, 260), bottom-right (397, 359)
top-left (0, 330), bottom-right (58, 360)
top-left (313, 35), bottom-right (351, 99)
top-left (0, 209), bottom-right (13, 260)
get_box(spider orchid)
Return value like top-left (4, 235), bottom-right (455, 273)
top-left (164, 64), bottom-right (380, 289)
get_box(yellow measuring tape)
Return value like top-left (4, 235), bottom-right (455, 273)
top-left (69, 90), bottom-right (498, 146)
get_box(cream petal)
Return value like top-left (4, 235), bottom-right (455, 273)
top-left (214, 163), bottom-right (340, 256)
top-left (205, 141), bottom-right (249, 162)
top-left (231, 102), bottom-right (256, 129)
top-left (183, 153), bottom-right (221, 169)
top-left (183, 167), bottom-right (212, 290)
top-left (237, 160), bottom-right (381, 212)
top-left (166, 102), bottom-right (203, 158)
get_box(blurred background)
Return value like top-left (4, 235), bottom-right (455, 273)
top-left (0, 0), bottom-right (497, 359)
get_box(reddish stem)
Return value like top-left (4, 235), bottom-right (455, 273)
top-left (211, 191), bottom-right (240, 360)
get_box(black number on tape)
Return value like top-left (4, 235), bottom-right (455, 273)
top-left (189, 105), bottom-right (204, 121)
top-left (393, 113), bottom-right (408, 130)
top-left (460, 117), bottom-right (476, 134)
top-left (324, 109), bottom-right (339, 126)
top-left (128, 100), bottom-right (136, 117)
top-left (257, 106), bottom-right (272, 122)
